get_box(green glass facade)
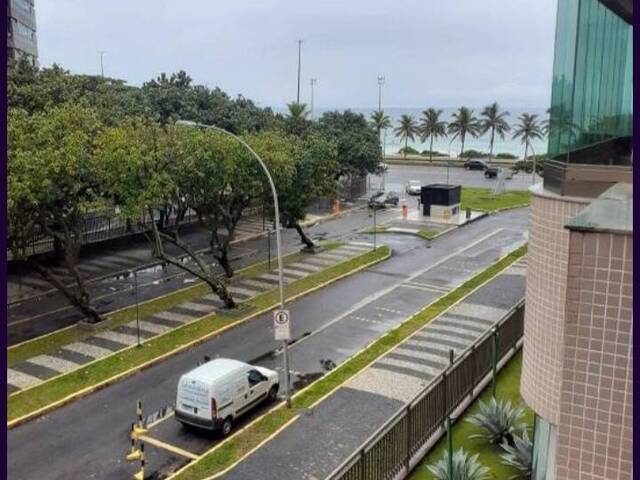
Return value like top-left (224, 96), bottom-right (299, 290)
top-left (547, 0), bottom-right (633, 160)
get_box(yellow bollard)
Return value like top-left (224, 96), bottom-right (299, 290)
top-left (402, 204), bottom-right (408, 219)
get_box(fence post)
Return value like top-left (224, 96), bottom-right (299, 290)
top-left (360, 447), bottom-right (367, 480)
top-left (446, 416), bottom-right (453, 479)
top-left (470, 344), bottom-right (476, 398)
top-left (491, 327), bottom-right (498, 397)
top-left (405, 406), bottom-right (412, 471)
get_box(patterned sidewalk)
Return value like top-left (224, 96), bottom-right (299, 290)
top-left (7, 243), bottom-right (372, 395)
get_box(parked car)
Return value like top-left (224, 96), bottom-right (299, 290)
top-left (464, 159), bottom-right (489, 170)
top-left (405, 180), bottom-right (422, 195)
top-left (484, 167), bottom-right (501, 178)
top-left (175, 358), bottom-right (279, 435)
top-left (368, 191), bottom-right (400, 208)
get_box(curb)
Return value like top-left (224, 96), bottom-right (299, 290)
top-left (170, 245), bottom-right (527, 480)
top-left (7, 247), bottom-right (391, 429)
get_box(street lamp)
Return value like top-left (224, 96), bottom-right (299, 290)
top-left (310, 78), bottom-right (317, 120)
top-left (176, 119), bottom-right (291, 407)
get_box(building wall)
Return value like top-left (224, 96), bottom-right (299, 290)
top-left (555, 230), bottom-right (633, 479)
top-left (520, 186), bottom-right (589, 424)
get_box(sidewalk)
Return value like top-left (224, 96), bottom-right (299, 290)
top-left (7, 243), bottom-right (372, 395)
top-left (218, 257), bottom-right (527, 480)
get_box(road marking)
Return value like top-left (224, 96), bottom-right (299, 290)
top-left (268, 229), bottom-right (507, 357)
top-left (179, 301), bottom-right (216, 313)
top-left (154, 311), bottom-right (195, 323)
top-left (62, 342), bottom-right (112, 359)
top-left (138, 435), bottom-right (199, 460)
top-left (27, 354), bottom-right (80, 373)
top-left (7, 369), bottom-right (42, 390)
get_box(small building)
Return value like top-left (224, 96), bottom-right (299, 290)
top-left (420, 184), bottom-right (461, 222)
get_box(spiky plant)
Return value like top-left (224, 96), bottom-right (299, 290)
top-left (428, 448), bottom-right (490, 480)
top-left (466, 397), bottom-right (527, 446)
top-left (500, 431), bottom-right (533, 479)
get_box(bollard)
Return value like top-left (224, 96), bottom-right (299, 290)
top-left (466, 207), bottom-right (471, 219)
top-left (402, 204), bottom-right (408, 219)
top-left (332, 199), bottom-right (341, 214)
top-left (133, 444), bottom-right (145, 480)
top-left (133, 400), bottom-right (148, 437)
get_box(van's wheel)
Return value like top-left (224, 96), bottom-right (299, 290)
top-left (220, 417), bottom-right (233, 437)
top-left (268, 385), bottom-right (279, 402)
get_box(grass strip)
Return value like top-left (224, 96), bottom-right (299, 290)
top-left (7, 244), bottom-right (341, 366)
top-left (408, 351), bottom-right (533, 480)
top-left (460, 187), bottom-right (530, 213)
top-left (7, 245), bottom-right (389, 423)
top-left (170, 244), bottom-right (527, 480)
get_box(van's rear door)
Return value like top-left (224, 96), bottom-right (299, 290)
top-left (177, 376), bottom-right (211, 421)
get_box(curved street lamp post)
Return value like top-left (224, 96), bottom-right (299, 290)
top-left (176, 120), bottom-right (291, 407)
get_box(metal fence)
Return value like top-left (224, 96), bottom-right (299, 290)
top-left (327, 300), bottom-right (525, 480)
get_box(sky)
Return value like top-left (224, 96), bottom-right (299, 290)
top-left (37, 0), bottom-right (558, 110)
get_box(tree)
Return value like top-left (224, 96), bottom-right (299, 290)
top-left (419, 108), bottom-right (448, 162)
top-left (480, 102), bottom-right (510, 162)
top-left (278, 134), bottom-right (339, 249)
top-left (8, 105), bottom-right (106, 323)
top-left (512, 113), bottom-right (543, 162)
top-left (394, 114), bottom-right (419, 159)
top-left (317, 110), bottom-right (382, 178)
top-left (97, 119), bottom-right (238, 308)
top-left (284, 102), bottom-right (312, 136)
top-left (448, 107), bottom-right (481, 158)
top-left (370, 110), bottom-right (391, 142)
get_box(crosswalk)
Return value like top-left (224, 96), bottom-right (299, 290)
top-left (7, 243), bottom-right (373, 395)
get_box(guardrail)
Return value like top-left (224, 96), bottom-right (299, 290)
top-left (326, 300), bottom-right (525, 480)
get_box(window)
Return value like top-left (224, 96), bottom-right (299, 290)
top-left (532, 415), bottom-right (557, 480)
top-left (247, 370), bottom-right (265, 386)
top-left (547, 0), bottom-right (633, 160)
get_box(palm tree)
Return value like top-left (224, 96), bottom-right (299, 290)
top-left (394, 114), bottom-right (419, 159)
top-left (287, 102), bottom-right (309, 120)
top-left (480, 102), bottom-right (510, 163)
top-left (512, 113), bottom-right (543, 163)
top-left (448, 107), bottom-right (481, 158)
top-left (419, 108), bottom-right (448, 162)
top-left (370, 110), bottom-right (392, 154)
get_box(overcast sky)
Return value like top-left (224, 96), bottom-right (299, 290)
top-left (37, 0), bottom-right (558, 109)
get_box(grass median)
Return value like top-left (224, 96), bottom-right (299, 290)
top-left (7, 244), bottom-right (390, 425)
top-left (460, 187), bottom-right (530, 212)
top-left (170, 244), bottom-right (527, 480)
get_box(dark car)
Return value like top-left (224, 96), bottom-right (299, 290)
top-left (368, 191), bottom-right (400, 209)
top-left (484, 167), bottom-right (500, 178)
top-left (464, 159), bottom-right (488, 170)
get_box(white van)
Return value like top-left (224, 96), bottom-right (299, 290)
top-left (175, 358), bottom-right (279, 435)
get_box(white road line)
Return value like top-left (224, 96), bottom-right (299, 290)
top-left (7, 368), bottom-right (43, 390)
top-left (62, 342), bottom-right (112, 359)
top-left (27, 354), bottom-right (80, 373)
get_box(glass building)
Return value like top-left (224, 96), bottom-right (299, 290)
top-left (7, 0), bottom-right (38, 64)
top-left (544, 0), bottom-right (632, 196)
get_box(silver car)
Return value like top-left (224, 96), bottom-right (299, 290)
top-left (405, 180), bottom-right (421, 195)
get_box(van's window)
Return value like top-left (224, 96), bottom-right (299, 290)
top-left (247, 370), bottom-right (264, 386)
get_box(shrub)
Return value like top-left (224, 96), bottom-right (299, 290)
top-left (428, 448), bottom-right (491, 480)
top-left (421, 150), bottom-right (447, 157)
top-left (496, 152), bottom-right (518, 159)
top-left (467, 397), bottom-right (527, 446)
top-left (500, 431), bottom-right (533, 479)
top-left (399, 146), bottom-right (420, 155)
top-left (459, 149), bottom-right (488, 158)
top-left (511, 156), bottom-right (545, 175)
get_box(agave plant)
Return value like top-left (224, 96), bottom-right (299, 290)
top-left (500, 431), bottom-right (533, 479)
top-left (466, 397), bottom-right (527, 446)
top-left (428, 448), bottom-right (490, 480)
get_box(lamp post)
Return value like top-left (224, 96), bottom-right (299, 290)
top-left (310, 78), bottom-right (317, 120)
top-left (176, 120), bottom-right (291, 407)
top-left (377, 76), bottom-right (385, 112)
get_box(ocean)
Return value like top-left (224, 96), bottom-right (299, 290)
top-left (275, 106), bottom-right (548, 158)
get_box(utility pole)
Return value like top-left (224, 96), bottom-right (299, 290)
top-left (98, 51), bottom-right (106, 77)
top-left (296, 40), bottom-right (303, 103)
top-left (310, 78), bottom-right (317, 119)
top-left (377, 76), bottom-right (385, 112)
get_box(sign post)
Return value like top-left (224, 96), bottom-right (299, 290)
top-left (274, 309), bottom-right (291, 406)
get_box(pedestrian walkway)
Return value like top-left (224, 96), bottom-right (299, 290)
top-left (6, 243), bottom-right (373, 395)
top-left (219, 257), bottom-right (527, 480)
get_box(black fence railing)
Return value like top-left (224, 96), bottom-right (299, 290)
top-left (327, 300), bottom-right (525, 480)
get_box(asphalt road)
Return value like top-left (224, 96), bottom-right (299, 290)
top-left (370, 163), bottom-right (542, 192)
top-left (7, 208), bottom-right (528, 480)
top-left (8, 206), bottom-right (402, 345)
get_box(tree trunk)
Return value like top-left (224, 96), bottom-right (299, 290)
top-left (460, 133), bottom-right (465, 158)
top-left (429, 136), bottom-right (434, 162)
top-left (489, 130), bottom-right (495, 164)
top-left (30, 260), bottom-right (103, 323)
top-left (214, 248), bottom-right (234, 278)
top-left (294, 222), bottom-right (315, 249)
top-left (404, 137), bottom-right (408, 159)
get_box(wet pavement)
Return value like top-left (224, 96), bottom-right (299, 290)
top-left (7, 208), bottom-right (528, 480)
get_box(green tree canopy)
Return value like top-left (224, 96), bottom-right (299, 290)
top-left (419, 108), bottom-right (448, 162)
top-left (394, 114), bottom-right (420, 159)
top-left (448, 107), bottom-right (481, 157)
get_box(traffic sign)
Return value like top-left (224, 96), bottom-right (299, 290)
top-left (273, 309), bottom-right (291, 340)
